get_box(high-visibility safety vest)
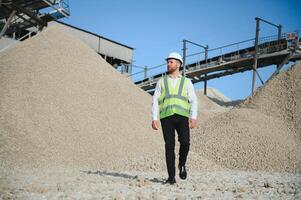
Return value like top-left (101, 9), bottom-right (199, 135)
top-left (159, 75), bottom-right (191, 119)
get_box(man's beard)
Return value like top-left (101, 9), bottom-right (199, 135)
top-left (168, 66), bottom-right (178, 74)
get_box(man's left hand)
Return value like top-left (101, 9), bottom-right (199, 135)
top-left (189, 118), bottom-right (197, 129)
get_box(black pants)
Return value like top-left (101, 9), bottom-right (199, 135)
top-left (160, 114), bottom-right (190, 179)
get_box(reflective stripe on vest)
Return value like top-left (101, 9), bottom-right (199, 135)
top-left (159, 76), bottom-right (191, 119)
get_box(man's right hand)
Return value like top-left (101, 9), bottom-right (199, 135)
top-left (152, 120), bottom-right (160, 130)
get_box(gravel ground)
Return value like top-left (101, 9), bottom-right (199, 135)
top-left (0, 167), bottom-right (300, 200)
top-left (0, 26), bottom-right (300, 199)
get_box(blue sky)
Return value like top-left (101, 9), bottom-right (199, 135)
top-left (61, 0), bottom-right (301, 100)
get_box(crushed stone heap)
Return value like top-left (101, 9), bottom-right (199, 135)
top-left (0, 26), bottom-right (165, 171)
top-left (191, 63), bottom-right (301, 173)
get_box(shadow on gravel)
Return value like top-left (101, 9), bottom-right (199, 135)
top-left (208, 97), bottom-right (244, 107)
top-left (81, 170), bottom-right (165, 184)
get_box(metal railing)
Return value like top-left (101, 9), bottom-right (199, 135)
top-left (132, 31), bottom-right (299, 87)
top-left (0, 30), bottom-right (35, 53)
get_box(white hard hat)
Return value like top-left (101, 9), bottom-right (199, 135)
top-left (166, 52), bottom-right (183, 65)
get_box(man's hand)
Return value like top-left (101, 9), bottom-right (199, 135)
top-left (152, 120), bottom-right (160, 130)
top-left (189, 118), bottom-right (197, 129)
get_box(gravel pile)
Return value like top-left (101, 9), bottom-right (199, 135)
top-left (194, 91), bottom-right (229, 122)
top-left (191, 63), bottom-right (301, 172)
top-left (241, 63), bottom-right (301, 139)
top-left (0, 26), bottom-right (166, 171)
top-left (0, 26), bottom-right (225, 173)
top-left (200, 88), bottom-right (231, 102)
top-left (198, 88), bottom-right (243, 107)
top-left (196, 90), bottom-right (223, 111)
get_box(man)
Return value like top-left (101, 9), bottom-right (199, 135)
top-left (152, 52), bottom-right (198, 184)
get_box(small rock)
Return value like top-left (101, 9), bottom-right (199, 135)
top-left (216, 185), bottom-right (225, 192)
top-left (238, 187), bottom-right (247, 193)
top-left (283, 187), bottom-right (295, 194)
top-left (294, 191), bottom-right (301, 199)
top-left (56, 183), bottom-right (62, 192)
top-left (114, 192), bottom-right (121, 200)
top-left (125, 193), bottom-right (135, 200)
top-left (263, 182), bottom-right (272, 188)
top-left (192, 184), bottom-right (198, 191)
top-left (152, 193), bottom-right (163, 200)
top-left (175, 195), bottom-right (185, 200)
top-left (136, 176), bottom-right (147, 187)
top-left (1, 192), bottom-right (13, 200)
top-left (277, 188), bottom-right (284, 194)
top-left (233, 187), bottom-right (247, 193)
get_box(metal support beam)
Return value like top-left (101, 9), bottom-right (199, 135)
top-left (256, 17), bottom-right (280, 28)
top-left (182, 40), bottom-right (187, 76)
top-left (266, 53), bottom-right (292, 83)
top-left (255, 69), bottom-right (264, 85)
top-left (11, 2), bottom-right (46, 27)
top-left (15, 12), bottom-right (37, 27)
top-left (183, 39), bottom-right (208, 76)
top-left (252, 17), bottom-right (260, 95)
top-left (277, 25), bottom-right (282, 40)
top-left (183, 39), bottom-right (209, 94)
top-left (129, 61), bottom-right (133, 75)
top-left (144, 66), bottom-right (148, 79)
top-left (252, 17), bottom-right (282, 96)
top-left (277, 25), bottom-right (282, 68)
top-left (0, 10), bottom-right (16, 39)
top-left (121, 65), bottom-right (124, 74)
top-left (204, 45), bottom-right (209, 95)
top-left (41, 0), bottom-right (70, 18)
top-left (185, 39), bottom-right (208, 49)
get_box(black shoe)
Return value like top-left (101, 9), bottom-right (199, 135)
top-left (179, 165), bottom-right (187, 180)
top-left (164, 177), bottom-right (176, 185)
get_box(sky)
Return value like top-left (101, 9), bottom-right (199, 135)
top-left (61, 0), bottom-right (301, 100)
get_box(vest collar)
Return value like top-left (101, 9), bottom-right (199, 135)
top-left (167, 74), bottom-right (182, 79)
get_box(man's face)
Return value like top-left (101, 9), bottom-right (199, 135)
top-left (167, 59), bottom-right (180, 73)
